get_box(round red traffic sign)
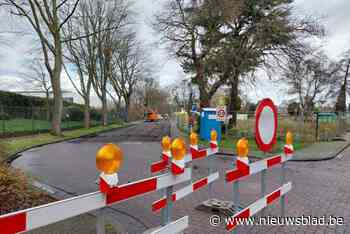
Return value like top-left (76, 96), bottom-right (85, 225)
top-left (255, 98), bottom-right (278, 152)
top-left (218, 110), bottom-right (225, 117)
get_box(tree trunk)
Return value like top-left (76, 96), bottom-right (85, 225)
top-left (228, 75), bottom-right (239, 129)
top-left (51, 34), bottom-right (63, 136)
top-left (335, 84), bottom-right (346, 113)
top-left (102, 93), bottom-right (108, 126)
top-left (335, 60), bottom-right (349, 113)
top-left (125, 99), bottom-right (130, 122)
top-left (84, 98), bottom-right (90, 128)
top-left (51, 80), bottom-right (63, 135)
top-left (198, 86), bottom-right (210, 108)
top-left (45, 91), bottom-right (50, 121)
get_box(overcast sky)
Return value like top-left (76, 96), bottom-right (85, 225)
top-left (1, 0), bottom-right (350, 106)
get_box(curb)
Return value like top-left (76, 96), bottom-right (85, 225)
top-left (1, 123), bottom-right (135, 165)
top-left (289, 141), bottom-right (350, 162)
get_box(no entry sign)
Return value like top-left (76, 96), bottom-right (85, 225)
top-left (216, 106), bottom-right (226, 121)
top-left (255, 99), bottom-right (278, 152)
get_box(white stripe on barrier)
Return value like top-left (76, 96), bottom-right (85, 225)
top-left (156, 168), bottom-right (191, 190)
top-left (249, 197), bottom-right (267, 215)
top-left (281, 180), bottom-right (292, 194)
top-left (249, 160), bottom-right (267, 175)
top-left (176, 184), bottom-right (193, 200)
top-left (207, 172), bottom-right (219, 183)
top-left (148, 216), bottom-right (189, 234)
top-left (27, 192), bottom-right (105, 230)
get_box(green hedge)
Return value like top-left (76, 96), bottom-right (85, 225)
top-left (0, 90), bottom-right (83, 108)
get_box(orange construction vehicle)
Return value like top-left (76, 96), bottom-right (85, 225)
top-left (145, 109), bottom-right (160, 122)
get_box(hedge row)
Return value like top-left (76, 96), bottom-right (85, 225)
top-left (0, 90), bottom-right (83, 108)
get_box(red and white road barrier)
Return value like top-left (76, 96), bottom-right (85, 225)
top-left (226, 153), bottom-right (293, 183)
top-left (151, 146), bottom-right (218, 174)
top-left (226, 182), bottom-right (292, 231)
top-left (147, 216), bottom-right (189, 234)
top-left (152, 172), bottom-right (219, 212)
top-left (0, 169), bottom-right (191, 234)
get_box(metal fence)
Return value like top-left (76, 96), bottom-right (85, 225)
top-left (176, 111), bottom-right (350, 144)
top-left (0, 105), bottom-right (122, 137)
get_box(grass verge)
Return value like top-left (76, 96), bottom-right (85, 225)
top-left (0, 123), bottom-right (125, 162)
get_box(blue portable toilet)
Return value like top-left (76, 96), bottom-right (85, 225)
top-left (200, 108), bottom-right (222, 141)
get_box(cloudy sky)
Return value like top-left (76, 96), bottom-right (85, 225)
top-left (1, 0), bottom-right (350, 106)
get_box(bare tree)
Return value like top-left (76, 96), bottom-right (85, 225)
top-left (283, 50), bottom-right (331, 119)
top-left (22, 58), bottom-right (52, 121)
top-left (62, 2), bottom-right (95, 128)
top-left (329, 50), bottom-right (350, 112)
top-left (110, 33), bottom-right (147, 122)
top-left (1, 0), bottom-right (81, 135)
top-left (72, 0), bottom-right (129, 126)
top-left (170, 79), bottom-right (196, 114)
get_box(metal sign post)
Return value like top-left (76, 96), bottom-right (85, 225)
top-left (280, 162), bottom-right (286, 216)
top-left (96, 209), bottom-right (106, 234)
top-left (260, 168), bottom-right (267, 215)
top-left (164, 186), bottom-right (174, 224)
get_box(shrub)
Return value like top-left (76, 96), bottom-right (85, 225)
top-left (90, 109), bottom-right (102, 121)
top-left (66, 106), bottom-right (84, 121)
top-left (0, 113), bottom-right (10, 120)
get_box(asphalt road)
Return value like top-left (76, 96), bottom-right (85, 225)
top-left (12, 121), bottom-right (350, 234)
